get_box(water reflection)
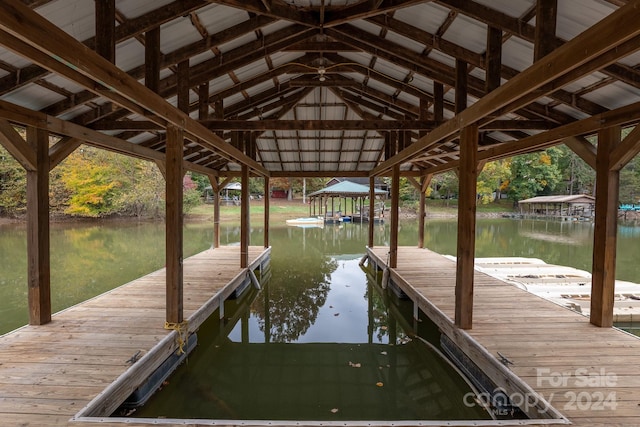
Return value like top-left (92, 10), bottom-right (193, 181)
top-left (129, 247), bottom-right (489, 421)
top-left (2, 218), bottom-right (640, 336)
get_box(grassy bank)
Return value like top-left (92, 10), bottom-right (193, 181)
top-left (186, 198), bottom-right (516, 223)
top-left (187, 199), bottom-right (311, 223)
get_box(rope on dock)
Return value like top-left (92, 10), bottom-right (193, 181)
top-left (164, 320), bottom-right (189, 354)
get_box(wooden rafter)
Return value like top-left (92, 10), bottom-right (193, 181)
top-left (0, 1), bottom-right (270, 174)
top-left (371, 0), bottom-right (640, 176)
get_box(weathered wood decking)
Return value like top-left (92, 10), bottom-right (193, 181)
top-left (0, 246), bottom-right (270, 426)
top-left (368, 247), bottom-right (640, 427)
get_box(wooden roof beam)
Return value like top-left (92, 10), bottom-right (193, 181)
top-left (0, 0), bottom-right (210, 96)
top-left (0, 118), bottom-right (35, 170)
top-left (371, 0), bottom-right (640, 176)
top-left (0, 98), bottom-right (219, 176)
top-left (565, 136), bottom-right (597, 170)
top-left (200, 119), bottom-right (439, 130)
top-left (429, 100), bottom-right (640, 176)
top-left (43, 14), bottom-right (279, 117)
top-left (367, 13), bottom-right (608, 117)
top-left (437, 0), bottom-right (640, 91)
top-left (322, 0), bottom-right (427, 27)
top-left (0, 0), bottom-right (267, 176)
top-left (211, 0), bottom-right (318, 27)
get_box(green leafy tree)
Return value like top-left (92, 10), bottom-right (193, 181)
top-left (557, 144), bottom-right (595, 195)
top-left (508, 148), bottom-right (563, 201)
top-left (249, 177), bottom-right (264, 196)
top-left (182, 173), bottom-right (202, 213)
top-left (429, 171), bottom-right (459, 203)
top-left (619, 156), bottom-right (640, 204)
top-left (189, 172), bottom-right (210, 194)
top-left (399, 177), bottom-right (418, 201)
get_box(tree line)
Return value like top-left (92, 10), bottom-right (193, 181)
top-left (1, 138), bottom-right (639, 218)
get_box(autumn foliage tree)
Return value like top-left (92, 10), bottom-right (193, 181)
top-left (59, 147), bottom-right (123, 217)
top-left (508, 148), bottom-right (563, 201)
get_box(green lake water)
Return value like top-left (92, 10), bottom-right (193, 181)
top-left (2, 217), bottom-right (640, 336)
top-left (2, 216), bottom-right (640, 420)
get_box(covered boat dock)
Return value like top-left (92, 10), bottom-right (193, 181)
top-left (1, 0), bottom-right (640, 425)
top-left (518, 195), bottom-right (596, 221)
top-left (307, 180), bottom-right (388, 223)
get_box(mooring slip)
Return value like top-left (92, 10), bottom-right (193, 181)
top-left (368, 246), bottom-right (640, 427)
top-left (0, 246), bottom-right (270, 427)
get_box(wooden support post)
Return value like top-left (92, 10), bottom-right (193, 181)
top-left (433, 82), bottom-right (444, 123)
top-left (177, 60), bottom-right (190, 114)
top-left (198, 82), bottom-right (209, 120)
top-left (213, 99), bottom-right (224, 138)
top-left (419, 98), bottom-right (429, 138)
top-left (534, 0), bottom-right (558, 61)
top-left (485, 26), bottom-right (502, 93)
top-left (240, 164), bottom-right (250, 268)
top-left (398, 129), bottom-right (407, 152)
top-left (95, 0), bottom-right (115, 63)
top-left (165, 124), bottom-right (184, 324)
top-left (455, 125), bottom-right (478, 330)
top-left (384, 131), bottom-right (392, 161)
top-left (208, 176), bottom-right (220, 248)
top-left (590, 126), bottom-right (621, 327)
top-left (418, 175), bottom-right (433, 249)
top-left (26, 126), bottom-right (51, 325)
top-left (145, 27), bottom-right (160, 92)
top-left (455, 59), bottom-right (468, 114)
top-left (264, 176), bottom-right (270, 248)
top-left (389, 165), bottom-right (400, 268)
top-left (368, 176), bottom-right (375, 248)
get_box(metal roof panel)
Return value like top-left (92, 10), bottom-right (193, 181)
top-left (36, 0), bottom-right (95, 41)
top-left (502, 38), bottom-right (534, 72)
top-left (115, 0), bottom-right (175, 19)
top-left (583, 81), bottom-right (640, 110)
top-left (556, 0), bottom-right (616, 41)
top-left (115, 38), bottom-right (145, 72)
top-left (393, 3), bottom-right (453, 35)
top-left (1, 83), bottom-right (65, 111)
top-left (443, 14), bottom-right (488, 55)
top-left (159, 16), bottom-right (202, 55)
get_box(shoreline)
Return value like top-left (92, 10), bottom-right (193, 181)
top-left (3, 201), bottom-right (637, 225)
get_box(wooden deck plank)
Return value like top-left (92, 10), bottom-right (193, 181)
top-left (0, 246), bottom-right (270, 427)
top-left (369, 246), bottom-right (640, 427)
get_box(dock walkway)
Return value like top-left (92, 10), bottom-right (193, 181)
top-left (0, 246), bottom-right (270, 426)
top-left (368, 246), bottom-right (640, 427)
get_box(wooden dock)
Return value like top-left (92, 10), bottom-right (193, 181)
top-left (0, 246), bottom-right (270, 426)
top-left (368, 247), bottom-right (640, 427)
